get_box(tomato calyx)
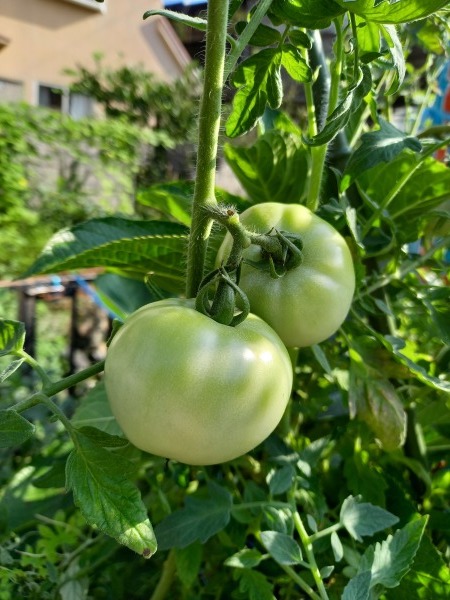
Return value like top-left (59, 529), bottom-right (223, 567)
top-left (198, 204), bottom-right (304, 324)
top-left (246, 229), bottom-right (304, 279)
top-left (195, 266), bottom-right (250, 326)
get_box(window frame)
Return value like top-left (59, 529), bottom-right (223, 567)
top-left (61, 0), bottom-right (106, 13)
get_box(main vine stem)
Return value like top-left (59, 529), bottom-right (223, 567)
top-left (185, 0), bottom-right (230, 298)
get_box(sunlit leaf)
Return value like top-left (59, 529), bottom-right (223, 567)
top-left (66, 430), bottom-right (157, 558)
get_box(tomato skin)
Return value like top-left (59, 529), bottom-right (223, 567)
top-left (104, 299), bottom-right (293, 465)
top-left (218, 203), bottom-right (355, 348)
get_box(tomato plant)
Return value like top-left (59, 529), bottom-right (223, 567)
top-left (104, 299), bottom-right (293, 465)
top-left (217, 202), bottom-right (355, 347)
top-left (1, 1), bottom-right (450, 599)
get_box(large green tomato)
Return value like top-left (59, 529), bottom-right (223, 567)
top-left (104, 299), bottom-right (293, 465)
top-left (218, 202), bottom-right (355, 348)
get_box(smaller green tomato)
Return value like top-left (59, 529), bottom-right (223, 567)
top-left (104, 299), bottom-right (293, 466)
top-left (217, 202), bottom-right (355, 348)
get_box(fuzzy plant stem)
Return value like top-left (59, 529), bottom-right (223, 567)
top-left (185, 0), bottom-right (229, 298)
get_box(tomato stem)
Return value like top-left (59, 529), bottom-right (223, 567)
top-left (149, 549), bottom-right (176, 600)
top-left (185, 0), bottom-right (230, 298)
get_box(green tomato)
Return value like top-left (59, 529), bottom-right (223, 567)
top-left (104, 299), bottom-right (293, 465)
top-left (218, 202), bottom-right (355, 348)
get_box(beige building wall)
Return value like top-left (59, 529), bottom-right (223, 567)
top-left (0, 0), bottom-right (191, 106)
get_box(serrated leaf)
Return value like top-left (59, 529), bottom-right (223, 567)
top-left (224, 548), bottom-right (264, 569)
top-left (22, 218), bottom-right (189, 294)
top-left (385, 335), bottom-right (450, 393)
top-left (136, 181), bottom-right (194, 226)
top-left (75, 426), bottom-right (128, 448)
top-left (0, 410), bottom-right (35, 447)
top-left (0, 358), bottom-right (25, 382)
top-left (154, 482), bottom-right (232, 551)
top-left (236, 568), bottom-right (275, 600)
top-left (280, 43), bottom-right (312, 82)
top-left (341, 119), bottom-right (422, 190)
top-left (396, 532), bottom-right (450, 598)
top-left (224, 130), bottom-right (308, 204)
top-left (335, 0), bottom-right (450, 24)
top-left (340, 495), bottom-right (399, 542)
top-left (71, 382), bottom-right (122, 435)
top-left (0, 319), bottom-right (25, 357)
top-left (303, 66), bottom-right (371, 146)
top-left (369, 517), bottom-right (428, 588)
top-left (66, 430), bottom-right (157, 558)
top-left (342, 570), bottom-right (372, 600)
top-left (379, 24), bottom-right (405, 95)
top-left (175, 543), bottom-right (203, 589)
top-left (226, 48), bottom-right (283, 138)
top-left (260, 530), bottom-right (303, 565)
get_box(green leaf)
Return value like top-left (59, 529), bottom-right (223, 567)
top-left (342, 570), bottom-right (372, 600)
top-left (136, 181), bottom-right (194, 226)
top-left (349, 359), bottom-right (407, 451)
top-left (331, 531), bottom-right (344, 562)
top-left (335, 0), bottom-right (450, 24)
top-left (369, 517), bottom-right (428, 589)
top-left (224, 548), bottom-right (264, 569)
top-left (0, 358), bottom-right (25, 382)
top-left (356, 153), bottom-right (450, 243)
top-left (21, 217), bottom-right (189, 294)
top-left (66, 430), bottom-right (157, 558)
top-left (224, 131), bottom-right (308, 204)
top-left (226, 48), bottom-right (284, 138)
top-left (269, 0), bottom-right (345, 29)
top-left (267, 464), bottom-right (295, 495)
top-left (303, 66), bottom-right (371, 146)
top-left (384, 335), bottom-right (450, 393)
top-left (340, 495), bottom-right (399, 542)
top-left (71, 382), bottom-right (122, 435)
top-left (0, 319), bottom-right (25, 357)
top-left (75, 426), bottom-right (129, 448)
top-left (0, 410), bottom-right (35, 448)
top-left (260, 530), bottom-right (303, 565)
top-left (417, 287), bottom-right (450, 345)
top-left (235, 21), bottom-right (282, 47)
top-left (175, 543), bottom-right (203, 589)
top-left (396, 533), bottom-right (450, 598)
top-left (341, 119), bottom-right (422, 190)
top-left (288, 29), bottom-right (312, 49)
top-left (154, 482), bottom-right (232, 551)
top-left (143, 9), bottom-right (207, 32)
top-left (280, 43), bottom-right (312, 82)
top-left (379, 24), bottom-right (405, 95)
top-left (235, 568), bottom-right (275, 600)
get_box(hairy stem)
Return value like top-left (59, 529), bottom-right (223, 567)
top-left (185, 0), bottom-right (229, 298)
top-left (149, 549), bottom-right (177, 600)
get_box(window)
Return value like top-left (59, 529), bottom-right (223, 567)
top-left (38, 85), bottom-right (65, 111)
top-left (61, 0), bottom-right (106, 13)
top-left (0, 78), bottom-right (24, 103)
top-left (38, 84), bottom-right (93, 118)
